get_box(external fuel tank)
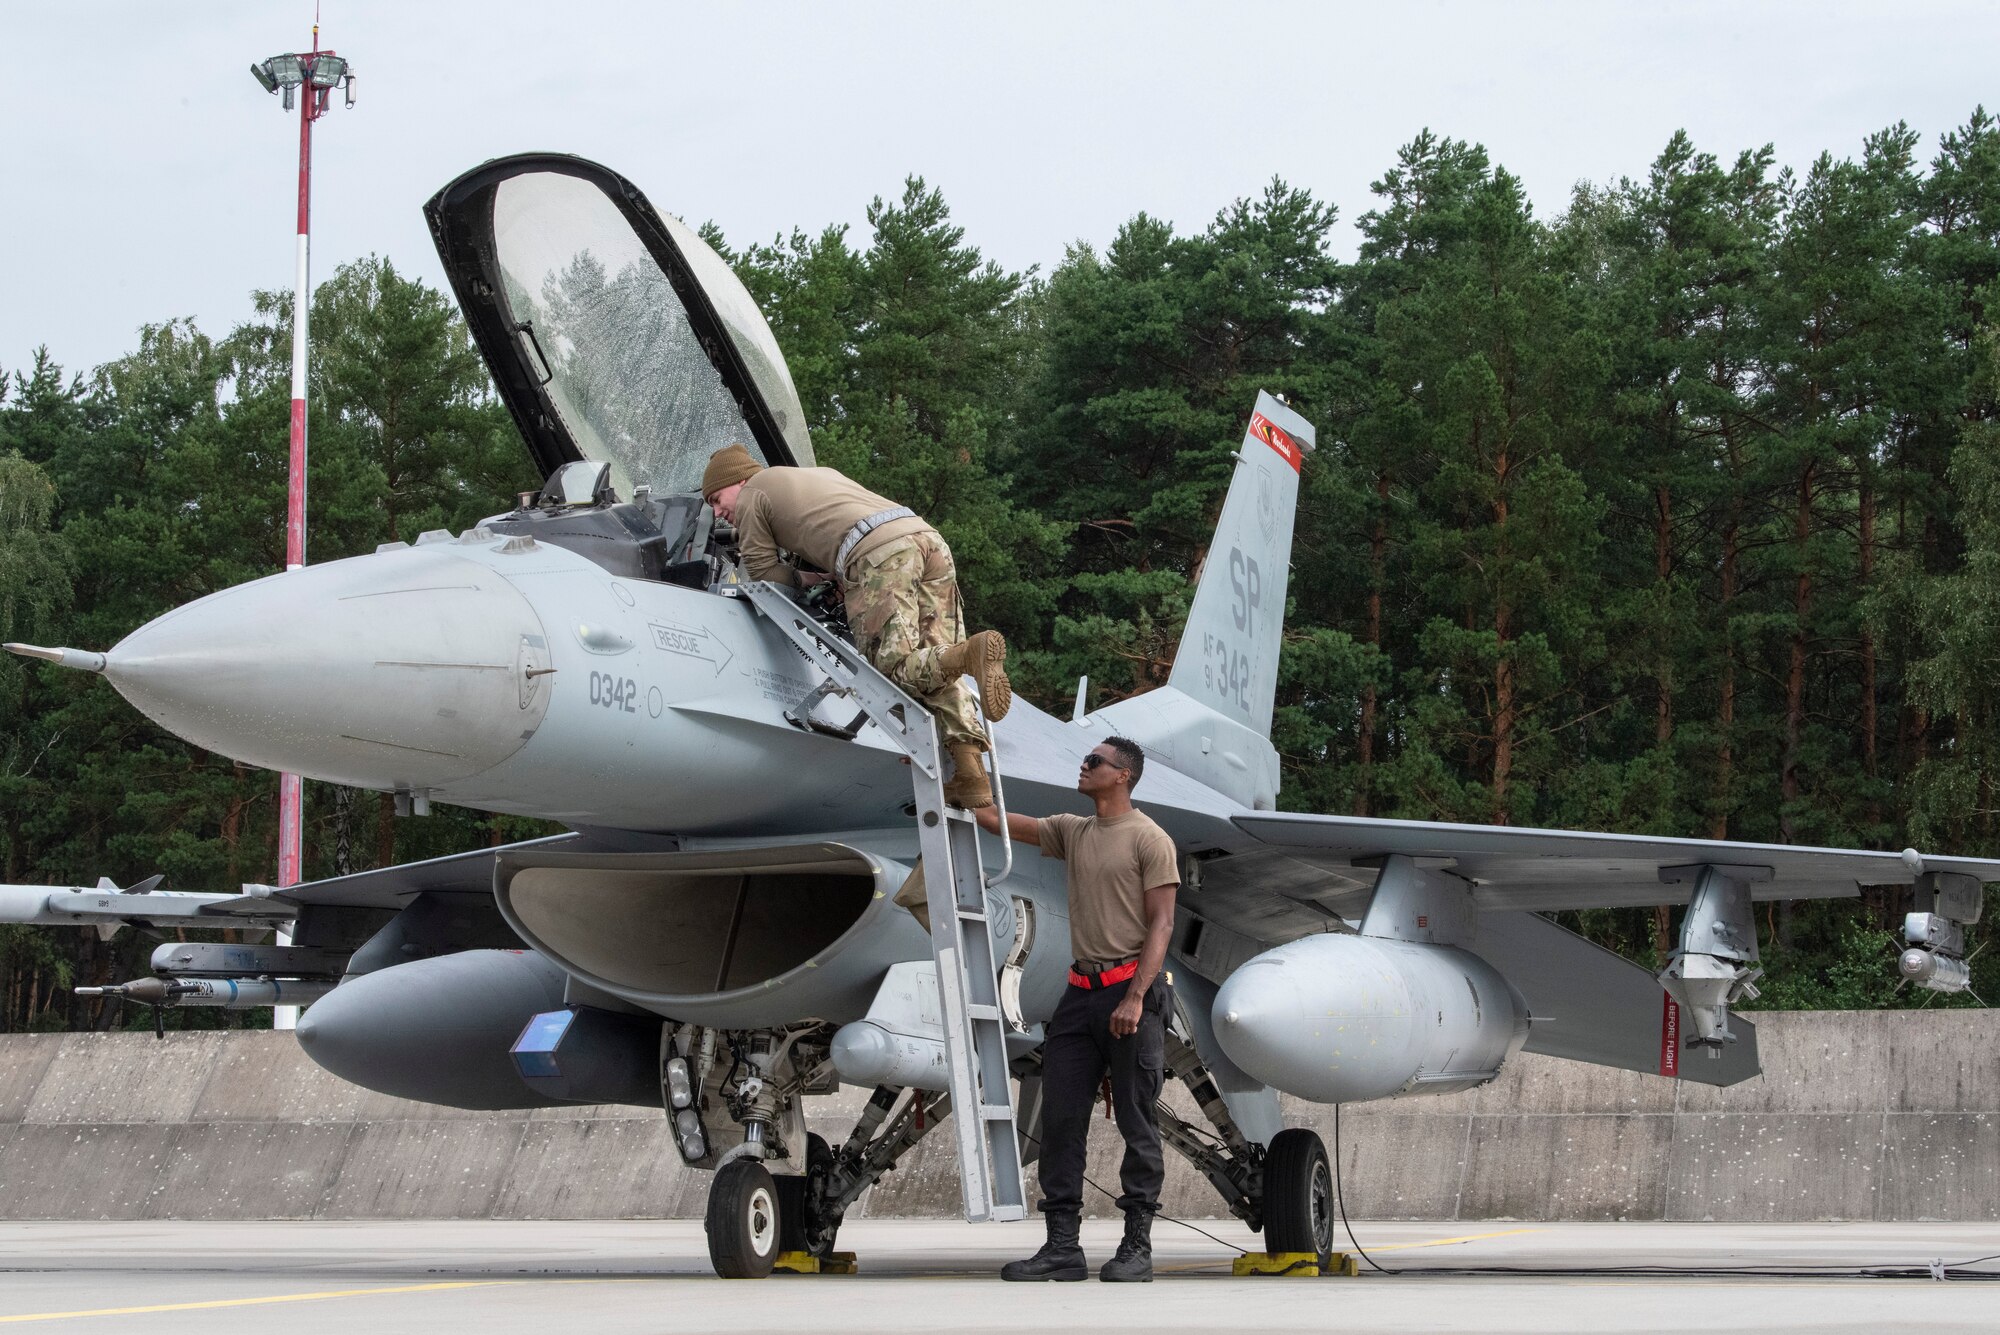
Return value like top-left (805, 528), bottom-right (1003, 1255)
top-left (1212, 933), bottom-right (1530, 1103)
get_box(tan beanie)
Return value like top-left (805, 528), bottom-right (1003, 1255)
top-left (702, 443), bottom-right (763, 499)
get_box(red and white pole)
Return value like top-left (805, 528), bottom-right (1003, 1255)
top-left (274, 30), bottom-right (326, 1032)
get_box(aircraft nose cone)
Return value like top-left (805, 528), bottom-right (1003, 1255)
top-left (105, 545), bottom-right (551, 790)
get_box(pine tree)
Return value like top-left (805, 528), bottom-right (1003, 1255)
top-left (1352, 143), bottom-right (1611, 824)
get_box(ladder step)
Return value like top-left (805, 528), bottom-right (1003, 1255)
top-left (743, 580), bottom-right (1025, 1220)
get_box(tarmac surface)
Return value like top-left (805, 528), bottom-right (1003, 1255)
top-left (2, 1219), bottom-right (1997, 1333)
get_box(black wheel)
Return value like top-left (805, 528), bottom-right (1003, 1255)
top-left (775, 1133), bottom-right (839, 1256)
top-left (1262, 1128), bottom-right (1334, 1257)
top-left (706, 1159), bottom-right (782, 1278)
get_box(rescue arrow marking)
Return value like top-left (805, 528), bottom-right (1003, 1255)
top-left (648, 620), bottom-right (735, 677)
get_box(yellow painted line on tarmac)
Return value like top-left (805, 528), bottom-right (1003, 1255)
top-left (0, 1280), bottom-right (517, 1324)
top-left (1369, 1226), bottom-right (1546, 1252)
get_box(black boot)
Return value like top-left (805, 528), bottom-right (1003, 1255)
top-left (1098, 1209), bottom-right (1153, 1282)
top-left (1001, 1209), bottom-right (1087, 1282)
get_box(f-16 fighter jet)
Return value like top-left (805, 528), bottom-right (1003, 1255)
top-left (4, 154), bottom-right (1993, 1278)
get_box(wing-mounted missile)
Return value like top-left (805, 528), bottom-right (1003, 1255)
top-left (77, 974), bottom-right (336, 1040)
top-left (0, 873), bottom-right (289, 940)
top-left (75, 940), bottom-right (350, 1037)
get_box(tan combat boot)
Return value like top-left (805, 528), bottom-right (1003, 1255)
top-left (943, 741), bottom-right (994, 809)
top-left (940, 630), bottom-right (1012, 722)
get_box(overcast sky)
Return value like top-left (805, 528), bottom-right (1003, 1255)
top-left (3, 1), bottom-right (1995, 379)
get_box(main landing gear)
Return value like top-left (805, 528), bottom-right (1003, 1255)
top-left (1261, 1128), bottom-right (1335, 1257)
top-left (1151, 1017), bottom-right (1345, 1272)
top-left (696, 1017), bottom-right (1343, 1277)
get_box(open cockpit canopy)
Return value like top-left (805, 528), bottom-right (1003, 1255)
top-left (426, 154), bottom-right (812, 499)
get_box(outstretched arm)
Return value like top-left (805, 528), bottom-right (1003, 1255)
top-left (973, 806), bottom-right (1041, 844)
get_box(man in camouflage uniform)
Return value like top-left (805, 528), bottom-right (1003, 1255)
top-left (702, 443), bottom-right (1010, 807)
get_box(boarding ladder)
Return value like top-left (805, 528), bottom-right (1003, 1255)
top-left (740, 580), bottom-right (1029, 1224)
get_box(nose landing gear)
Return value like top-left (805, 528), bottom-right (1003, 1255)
top-left (706, 1131), bottom-right (845, 1279)
top-left (706, 1159), bottom-right (782, 1279)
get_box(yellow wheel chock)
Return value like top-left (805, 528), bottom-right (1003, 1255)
top-left (773, 1250), bottom-right (858, 1275)
top-left (1231, 1250), bottom-right (1359, 1278)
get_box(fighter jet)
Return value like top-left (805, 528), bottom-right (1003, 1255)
top-left (4, 153), bottom-right (1992, 1277)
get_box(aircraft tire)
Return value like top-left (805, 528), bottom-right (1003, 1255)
top-left (1261, 1128), bottom-right (1334, 1257)
top-left (706, 1159), bottom-right (782, 1278)
top-left (776, 1133), bottom-right (837, 1256)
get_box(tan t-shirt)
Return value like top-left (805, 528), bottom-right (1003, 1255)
top-left (1038, 808), bottom-right (1180, 963)
top-left (734, 466), bottom-right (931, 588)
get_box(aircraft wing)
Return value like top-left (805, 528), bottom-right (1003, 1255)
top-left (204, 831), bottom-right (680, 912)
top-left (1228, 810), bottom-right (2000, 912)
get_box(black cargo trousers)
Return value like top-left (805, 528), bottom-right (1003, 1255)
top-left (1034, 973), bottom-right (1171, 1216)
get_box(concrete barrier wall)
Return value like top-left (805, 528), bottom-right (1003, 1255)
top-left (0, 1010), bottom-right (1992, 1221)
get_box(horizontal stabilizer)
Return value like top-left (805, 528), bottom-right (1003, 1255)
top-left (1472, 910), bottom-right (1759, 1086)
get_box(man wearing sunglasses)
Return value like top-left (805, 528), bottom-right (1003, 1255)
top-left (975, 737), bottom-right (1180, 1283)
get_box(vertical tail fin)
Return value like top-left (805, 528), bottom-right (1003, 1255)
top-left (1164, 392), bottom-right (1313, 741)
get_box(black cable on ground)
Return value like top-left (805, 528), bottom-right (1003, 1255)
top-left (1017, 1127), bottom-right (1249, 1257)
top-left (1332, 1103), bottom-right (1391, 1273)
top-left (1005, 1093), bottom-right (1999, 1280)
top-left (1328, 1104), bottom-right (2000, 1282)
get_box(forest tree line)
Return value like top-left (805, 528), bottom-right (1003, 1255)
top-left (5, 112), bottom-right (2000, 1030)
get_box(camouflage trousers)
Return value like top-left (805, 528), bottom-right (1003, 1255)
top-left (840, 532), bottom-right (987, 749)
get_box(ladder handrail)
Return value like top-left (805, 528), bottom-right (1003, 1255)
top-left (738, 579), bottom-right (1028, 1224)
top-left (980, 734), bottom-right (1014, 891)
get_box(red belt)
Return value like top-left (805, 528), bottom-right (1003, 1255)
top-left (1068, 960), bottom-right (1139, 990)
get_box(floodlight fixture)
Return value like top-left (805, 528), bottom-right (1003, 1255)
top-left (308, 54), bottom-right (346, 88)
top-left (251, 53), bottom-right (307, 110)
top-left (252, 50), bottom-right (355, 116)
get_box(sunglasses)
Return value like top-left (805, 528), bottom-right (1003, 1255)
top-left (1082, 753), bottom-right (1127, 771)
